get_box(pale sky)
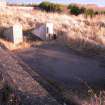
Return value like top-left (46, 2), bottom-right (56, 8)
top-left (6, 0), bottom-right (105, 6)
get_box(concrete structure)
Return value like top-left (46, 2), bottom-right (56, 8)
top-left (4, 23), bottom-right (23, 44)
top-left (0, 0), bottom-right (6, 7)
top-left (32, 23), bottom-right (54, 40)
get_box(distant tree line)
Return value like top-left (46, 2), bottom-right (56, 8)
top-left (10, 1), bottom-right (105, 17)
top-left (38, 2), bottom-right (105, 17)
top-left (68, 4), bottom-right (105, 18)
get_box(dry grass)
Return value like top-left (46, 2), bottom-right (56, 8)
top-left (0, 6), bottom-right (105, 52)
top-left (0, 39), bottom-right (31, 51)
top-left (0, 6), bottom-right (105, 104)
top-left (63, 17), bottom-right (105, 55)
top-left (83, 91), bottom-right (105, 105)
top-left (1, 7), bottom-right (105, 53)
top-left (31, 11), bottom-right (105, 55)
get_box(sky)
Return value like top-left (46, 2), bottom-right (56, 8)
top-left (6, 0), bottom-right (105, 7)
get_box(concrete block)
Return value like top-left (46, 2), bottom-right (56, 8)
top-left (32, 22), bottom-right (54, 40)
top-left (4, 23), bottom-right (23, 44)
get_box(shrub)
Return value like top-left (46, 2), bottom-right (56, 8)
top-left (68, 5), bottom-right (81, 15)
top-left (100, 11), bottom-right (105, 15)
top-left (94, 11), bottom-right (99, 15)
top-left (39, 2), bottom-right (65, 12)
top-left (84, 9), bottom-right (95, 18)
top-left (54, 4), bottom-right (65, 12)
top-left (39, 2), bottom-right (50, 12)
top-left (80, 7), bottom-right (86, 14)
top-left (68, 5), bottom-right (86, 16)
top-left (68, 4), bottom-right (98, 17)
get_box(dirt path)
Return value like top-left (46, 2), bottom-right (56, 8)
top-left (0, 48), bottom-right (60, 105)
top-left (15, 41), bottom-right (105, 92)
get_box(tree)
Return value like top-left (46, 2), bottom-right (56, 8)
top-left (39, 2), bottom-right (65, 12)
top-left (68, 5), bottom-right (85, 16)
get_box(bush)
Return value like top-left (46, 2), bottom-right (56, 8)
top-left (54, 4), bottom-right (65, 12)
top-left (80, 7), bottom-right (86, 14)
top-left (94, 11), bottom-right (99, 15)
top-left (68, 4), bottom-right (98, 17)
top-left (68, 5), bottom-right (80, 15)
top-left (84, 9), bottom-right (95, 18)
top-left (100, 11), bottom-right (105, 15)
top-left (39, 2), bottom-right (50, 12)
top-left (39, 2), bottom-right (65, 12)
top-left (68, 5), bottom-right (86, 16)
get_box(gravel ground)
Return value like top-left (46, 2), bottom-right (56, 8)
top-left (15, 41), bottom-right (105, 99)
top-left (16, 41), bottom-right (105, 90)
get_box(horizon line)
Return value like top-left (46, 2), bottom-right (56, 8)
top-left (6, 2), bottom-right (105, 7)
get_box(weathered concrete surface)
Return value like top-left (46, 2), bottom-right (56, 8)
top-left (32, 23), bottom-right (54, 40)
top-left (0, 48), bottom-right (60, 105)
top-left (3, 23), bottom-right (23, 44)
top-left (15, 41), bottom-right (105, 91)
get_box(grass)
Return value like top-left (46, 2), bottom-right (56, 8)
top-left (45, 78), bottom-right (105, 105)
top-left (63, 18), bottom-right (105, 56)
top-left (0, 38), bottom-right (31, 51)
top-left (0, 7), bottom-right (105, 104)
top-left (1, 7), bottom-right (105, 53)
top-left (0, 79), bottom-right (21, 105)
top-left (83, 91), bottom-right (105, 105)
top-left (0, 7), bottom-right (104, 75)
